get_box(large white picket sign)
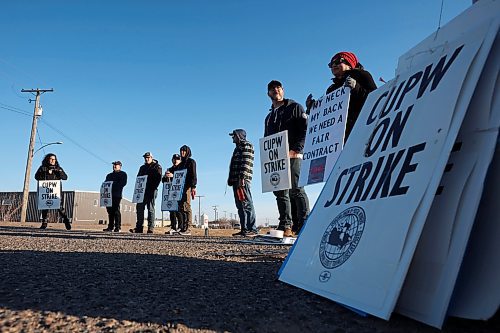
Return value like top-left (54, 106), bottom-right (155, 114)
top-left (100, 181), bottom-right (113, 207)
top-left (394, 2), bottom-right (500, 327)
top-left (299, 86), bottom-right (350, 186)
top-left (161, 182), bottom-right (178, 211)
top-left (168, 170), bottom-right (187, 201)
top-left (132, 175), bottom-right (148, 203)
top-left (278, 23), bottom-right (490, 320)
top-left (260, 130), bottom-right (291, 192)
top-left (37, 180), bottom-right (62, 210)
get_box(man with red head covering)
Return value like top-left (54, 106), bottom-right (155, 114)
top-left (306, 51), bottom-right (377, 141)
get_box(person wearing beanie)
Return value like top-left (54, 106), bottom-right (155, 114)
top-left (306, 51), bottom-right (377, 141)
top-left (103, 161), bottom-right (127, 232)
top-left (265, 80), bottom-right (310, 237)
top-left (177, 145), bottom-right (197, 235)
top-left (162, 154), bottom-right (183, 235)
top-left (130, 151), bottom-right (162, 234)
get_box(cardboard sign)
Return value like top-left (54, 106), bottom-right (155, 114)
top-left (260, 130), bottom-right (291, 192)
top-left (161, 182), bottom-right (178, 211)
top-left (132, 175), bottom-right (148, 203)
top-left (278, 25), bottom-right (488, 321)
top-left (299, 86), bottom-right (350, 186)
top-left (100, 181), bottom-right (113, 207)
top-left (168, 170), bottom-right (187, 201)
top-left (37, 180), bottom-right (61, 210)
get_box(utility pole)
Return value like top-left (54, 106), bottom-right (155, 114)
top-left (20, 88), bottom-right (53, 223)
top-left (212, 205), bottom-right (218, 221)
top-left (195, 195), bottom-right (205, 227)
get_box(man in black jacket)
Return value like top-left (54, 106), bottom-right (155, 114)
top-left (34, 153), bottom-right (71, 230)
top-left (178, 145), bottom-right (197, 235)
top-left (130, 152), bottom-right (162, 234)
top-left (264, 80), bottom-right (310, 237)
top-left (103, 161), bottom-right (127, 232)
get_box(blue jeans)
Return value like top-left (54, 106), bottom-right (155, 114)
top-left (136, 190), bottom-right (157, 231)
top-left (273, 158), bottom-right (310, 230)
top-left (233, 183), bottom-right (257, 233)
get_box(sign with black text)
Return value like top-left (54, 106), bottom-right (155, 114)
top-left (132, 175), bottom-right (148, 203)
top-left (161, 182), bottom-right (178, 211)
top-left (37, 180), bottom-right (61, 210)
top-left (260, 130), bottom-right (291, 192)
top-left (168, 170), bottom-right (187, 201)
top-left (100, 181), bottom-right (113, 207)
top-left (299, 86), bottom-right (350, 186)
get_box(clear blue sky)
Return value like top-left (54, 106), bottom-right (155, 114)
top-left (0, 0), bottom-right (471, 225)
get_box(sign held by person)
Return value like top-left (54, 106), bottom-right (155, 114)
top-left (100, 181), bottom-right (113, 207)
top-left (161, 182), bottom-right (178, 211)
top-left (132, 175), bottom-right (148, 203)
top-left (260, 130), bottom-right (291, 192)
top-left (168, 170), bottom-right (187, 201)
top-left (37, 180), bottom-right (61, 210)
top-left (299, 86), bottom-right (350, 186)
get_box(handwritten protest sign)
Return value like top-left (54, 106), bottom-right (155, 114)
top-left (299, 86), bottom-right (350, 186)
top-left (260, 130), bottom-right (291, 192)
top-left (37, 180), bottom-right (61, 210)
top-left (100, 181), bottom-right (113, 207)
top-left (132, 175), bottom-right (148, 203)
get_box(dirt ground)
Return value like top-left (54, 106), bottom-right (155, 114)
top-left (0, 222), bottom-right (498, 332)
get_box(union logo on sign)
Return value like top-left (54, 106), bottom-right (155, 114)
top-left (46, 200), bottom-right (53, 207)
top-left (270, 172), bottom-right (280, 186)
top-left (319, 206), bottom-right (366, 269)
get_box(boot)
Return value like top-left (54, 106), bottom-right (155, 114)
top-left (40, 220), bottom-right (48, 229)
top-left (63, 217), bottom-right (72, 230)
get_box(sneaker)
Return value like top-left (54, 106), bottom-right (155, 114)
top-left (64, 218), bottom-right (72, 231)
top-left (40, 222), bottom-right (48, 229)
top-left (103, 228), bottom-right (113, 232)
top-left (245, 230), bottom-right (259, 237)
top-left (232, 231), bottom-right (246, 237)
top-left (147, 229), bottom-right (154, 234)
top-left (283, 228), bottom-right (294, 237)
top-left (179, 230), bottom-right (191, 236)
top-left (167, 229), bottom-right (179, 235)
top-left (113, 229), bottom-right (121, 233)
top-left (129, 228), bottom-right (143, 233)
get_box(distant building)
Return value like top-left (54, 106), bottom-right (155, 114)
top-left (0, 191), bottom-right (136, 226)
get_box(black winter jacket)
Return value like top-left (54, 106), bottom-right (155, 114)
top-left (179, 145), bottom-right (197, 189)
top-left (264, 99), bottom-right (307, 153)
top-left (326, 68), bottom-right (377, 141)
top-left (34, 165), bottom-right (68, 181)
top-left (137, 160), bottom-right (162, 200)
top-left (105, 170), bottom-right (128, 198)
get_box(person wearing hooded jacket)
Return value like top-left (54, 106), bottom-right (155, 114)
top-left (227, 129), bottom-right (257, 237)
top-left (265, 80), bottom-right (310, 237)
top-left (178, 145), bottom-right (197, 235)
top-left (130, 152), bottom-right (162, 234)
top-left (306, 51), bottom-right (377, 142)
top-left (34, 153), bottom-right (71, 230)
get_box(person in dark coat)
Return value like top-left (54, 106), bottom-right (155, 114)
top-left (178, 145), bottom-right (197, 235)
top-left (34, 153), bottom-right (71, 230)
top-left (130, 152), bottom-right (162, 234)
top-left (162, 154), bottom-right (183, 235)
top-left (265, 80), bottom-right (310, 237)
top-left (306, 51), bottom-right (377, 142)
top-left (103, 161), bottom-right (127, 232)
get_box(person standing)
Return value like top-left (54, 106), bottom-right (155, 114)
top-left (264, 80), bottom-right (310, 237)
top-left (306, 51), bottom-right (377, 142)
top-left (162, 153), bottom-right (183, 235)
top-left (228, 129), bottom-right (257, 237)
top-left (130, 152), bottom-right (162, 234)
top-left (178, 145), bottom-right (197, 235)
top-left (34, 153), bottom-right (71, 230)
top-left (103, 161), bottom-right (127, 232)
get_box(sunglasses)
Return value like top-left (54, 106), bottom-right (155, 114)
top-left (328, 58), bottom-right (348, 68)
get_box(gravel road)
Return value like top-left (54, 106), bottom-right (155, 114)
top-left (0, 222), bottom-right (498, 332)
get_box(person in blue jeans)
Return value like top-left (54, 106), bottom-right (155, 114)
top-left (227, 129), bottom-right (257, 237)
top-left (130, 152), bottom-right (162, 234)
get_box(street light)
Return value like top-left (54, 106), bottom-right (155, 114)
top-left (32, 141), bottom-right (63, 156)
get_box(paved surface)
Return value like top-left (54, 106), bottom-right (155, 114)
top-left (0, 222), bottom-right (498, 332)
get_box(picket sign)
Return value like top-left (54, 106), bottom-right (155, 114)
top-left (260, 130), bottom-right (291, 192)
top-left (299, 87), bottom-right (350, 186)
top-left (167, 170), bottom-right (187, 201)
top-left (132, 175), bottom-right (148, 203)
top-left (37, 180), bottom-right (62, 210)
top-left (100, 181), bottom-right (113, 207)
top-left (278, 2), bottom-right (497, 326)
top-left (161, 182), bottom-right (178, 211)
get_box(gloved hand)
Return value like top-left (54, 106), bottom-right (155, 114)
top-left (305, 93), bottom-right (315, 114)
top-left (345, 76), bottom-right (357, 89)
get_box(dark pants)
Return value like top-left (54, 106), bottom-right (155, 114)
top-left (106, 197), bottom-right (122, 230)
top-left (233, 183), bottom-right (257, 233)
top-left (135, 190), bottom-right (157, 231)
top-left (40, 194), bottom-right (69, 223)
top-left (169, 211), bottom-right (182, 230)
top-left (179, 187), bottom-right (192, 232)
top-left (273, 158), bottom-right (310, 230)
